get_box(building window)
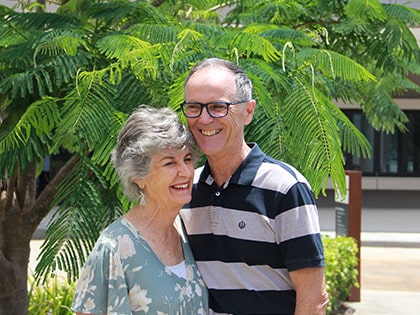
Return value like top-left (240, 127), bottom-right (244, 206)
top-left (343, 110), bottom-right (420, 177)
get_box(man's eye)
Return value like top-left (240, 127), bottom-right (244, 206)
top-left (209, 103), bottom-right (227, 111)
top-left (186, 104), bottom-right (201, 111)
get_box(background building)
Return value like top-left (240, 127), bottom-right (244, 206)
top-left (320, 1), bottom-right (420, 209)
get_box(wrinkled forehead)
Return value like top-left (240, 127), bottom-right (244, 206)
top-left (185, 67), bottom-right (237, 100)
top-left (188, 66), bottom-right (234, 82)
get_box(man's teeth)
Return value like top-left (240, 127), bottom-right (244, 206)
top-left (201, 129), bottom-right (220, 136)
top-left (173, 183), bottom-right (188, 189)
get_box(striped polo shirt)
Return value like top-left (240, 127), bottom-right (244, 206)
top-left (180, 143), bottom-right (325, 315)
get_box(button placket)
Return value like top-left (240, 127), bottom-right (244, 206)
top-left (210, 190), bottom-right (222, 226)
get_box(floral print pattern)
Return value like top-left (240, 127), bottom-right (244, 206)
top-left (72, 217), bottom-right (208, 315)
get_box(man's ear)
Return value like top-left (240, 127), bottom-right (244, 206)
top-left (244, 100), bottom-right (256, 126)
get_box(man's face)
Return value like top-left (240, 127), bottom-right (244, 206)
top-left (184, 67), bottom-right (255, 160)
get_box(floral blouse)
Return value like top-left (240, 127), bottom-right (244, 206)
top-left (72, 217), bottom-right (208, 315)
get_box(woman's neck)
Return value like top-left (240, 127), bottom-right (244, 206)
top-left (125, 204), bottom-right (176, 232)
top-left (125, 205), bottom-right (184, 265)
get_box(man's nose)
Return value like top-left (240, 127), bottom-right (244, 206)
top-left (199, 105), bottom-right (215, 122)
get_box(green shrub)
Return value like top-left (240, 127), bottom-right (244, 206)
top-left (323, 235), bottom-right (359, 315)
top-left (28, 275), bottom-right (75, 315)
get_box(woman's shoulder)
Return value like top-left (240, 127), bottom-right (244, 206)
top-left (95, 217), bottom-right (138, 248)
top-left (100, 217), bottom-right (124, 236)
top-left (87, 217), bottom-right (148, 263)
top-left (101, 216), bottom-right (138, 235)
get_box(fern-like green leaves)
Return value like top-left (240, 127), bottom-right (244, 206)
top-left (35, 158), bottom-right (123, 283)
top-left (296, 48), bottom-right (376, 82)
top-left (33, 29), bottom-right (87, 64)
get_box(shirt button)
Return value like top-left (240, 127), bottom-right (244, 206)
top-left (215, 191), bottom-right (220, 196)
top-left (211, 207), bottom-right (216, 212)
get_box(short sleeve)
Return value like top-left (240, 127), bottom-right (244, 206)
top-left (72, 237), bottom-right (132, 314)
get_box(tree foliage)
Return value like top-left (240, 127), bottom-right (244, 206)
top-left (0, 0), bottom-right (419, 299)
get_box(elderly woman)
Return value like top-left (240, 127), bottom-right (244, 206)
top-left (72, 105), bottom-right (208, 315)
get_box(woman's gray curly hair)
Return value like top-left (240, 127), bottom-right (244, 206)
top-left (111, 105), bottom-right (198, 201)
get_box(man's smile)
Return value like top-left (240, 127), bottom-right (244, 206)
top-left (200, 129), bottom-right (221, 136)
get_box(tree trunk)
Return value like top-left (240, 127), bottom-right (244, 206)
top-left (0, 239), bottom-right (31, 315)
top-left (0, 165), bottom-right (37, 315)
top-left (0, 155), bottom-right (80, 315)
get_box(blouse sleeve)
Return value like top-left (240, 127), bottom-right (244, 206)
top-left (72, 237), bottom-right (132, 314)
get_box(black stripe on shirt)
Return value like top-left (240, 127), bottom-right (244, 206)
top-left (188, 233), bottom-right (324, 270)
top-left (209, 288), bottom-right (296, 315)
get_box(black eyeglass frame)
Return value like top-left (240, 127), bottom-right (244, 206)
top-left (180, 100), bottom-right (248, 118)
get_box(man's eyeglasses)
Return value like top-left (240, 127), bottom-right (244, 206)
top-left (180, 100), bottom-right (248, 118)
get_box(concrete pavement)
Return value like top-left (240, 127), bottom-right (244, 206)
top-left (345, 246), bottom-right (420, 315)
top-left (318, 207), bottom-right (420, 315)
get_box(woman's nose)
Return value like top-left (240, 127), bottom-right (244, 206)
top-left (178, 162), bottom-right (193, 177)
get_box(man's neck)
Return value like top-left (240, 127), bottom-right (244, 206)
top-left (207, 142), bottom-right (251, 187)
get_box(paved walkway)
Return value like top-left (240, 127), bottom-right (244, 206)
top-left (318, 207), bottom-right (420, 315)
top-left (345, 246), bottom-right (420, 315)
top-left (30, 207), bottom-right (420, 314)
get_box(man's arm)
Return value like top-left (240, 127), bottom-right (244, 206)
top-left (289, 267), bottom-right (329, 315)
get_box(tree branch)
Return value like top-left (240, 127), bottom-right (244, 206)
top-left (151, 0), bottom-right (165, 8)
top-left (28, 155), bottom-right (81, 228)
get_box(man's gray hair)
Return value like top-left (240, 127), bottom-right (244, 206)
top-left (185, 58), bottom-right (253, 101)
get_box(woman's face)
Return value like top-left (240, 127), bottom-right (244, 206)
top-left (136, 148), bottom-right (194, 210)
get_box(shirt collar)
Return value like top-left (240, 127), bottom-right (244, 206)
top-left (198, 143), bottom-right (265, 187)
